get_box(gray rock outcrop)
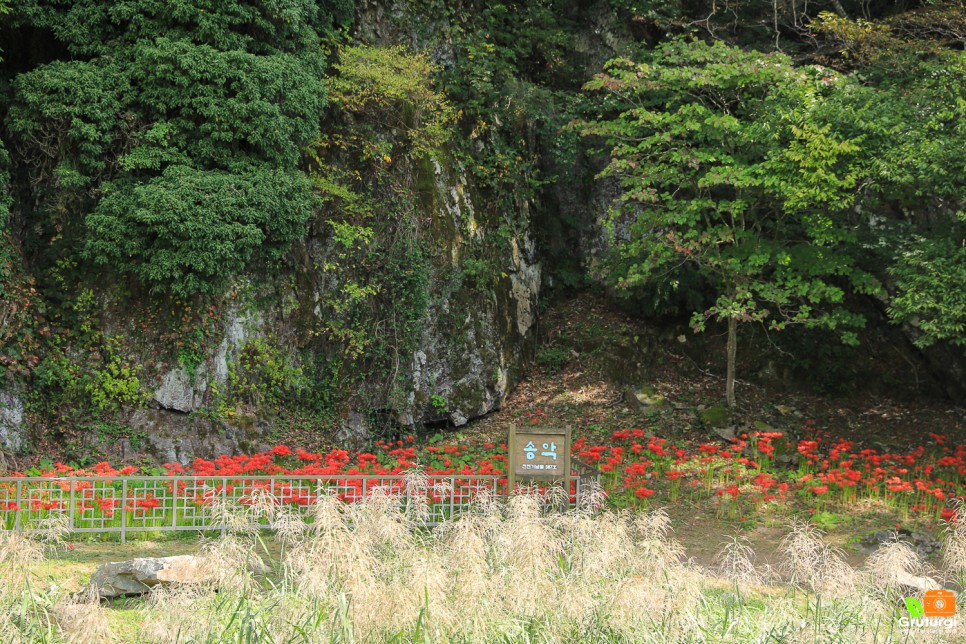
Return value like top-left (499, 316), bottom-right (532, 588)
top-left (88, 555), bottom-right (202, 598)
top-left (0, 390), bottom-right (24, 452)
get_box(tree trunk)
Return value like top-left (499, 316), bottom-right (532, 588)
top-left (726, 316), bottom-right (737, 408)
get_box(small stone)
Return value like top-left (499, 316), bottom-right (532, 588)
top-left (711, 425), bottom-right (737, 442)
top-left (624, 386), bottom-right (666, 411)
top-left (895, 570), bottom-right (939, 592)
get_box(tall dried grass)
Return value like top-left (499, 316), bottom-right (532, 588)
top-left (779, 520), bottom-right (858, 597)
top-left (0, 515), bottom-right (86, 643)
top-left (7, 487), bottom-right (966, 642)
top-left (943, 502), bottom-right (966, 578)
top-left (715, 535), bottom-right (760, 584)
top-left (53, 587), bottom-right (113, 644)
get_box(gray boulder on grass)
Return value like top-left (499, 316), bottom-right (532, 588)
top-left (88, 555), bottom-right (202, 598)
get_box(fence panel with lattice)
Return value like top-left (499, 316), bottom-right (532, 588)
top-left (0, 469), bottom-right (599, 539)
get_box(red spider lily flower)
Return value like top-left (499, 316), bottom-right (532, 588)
top-left (753, 473), bottom-right (776, 490)
top-left (625, 462), bottom-right (648, 477)
top-left (886, 477), bottom-right (913, 493)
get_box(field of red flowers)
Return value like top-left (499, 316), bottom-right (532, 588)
top-left (6, 411), bottom-right (965, 527)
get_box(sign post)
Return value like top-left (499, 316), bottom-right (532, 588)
top-left (507, 425), bottom-right (571, 493)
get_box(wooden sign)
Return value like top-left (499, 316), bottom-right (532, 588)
top-left (507, 425), bottom-right (571, 490)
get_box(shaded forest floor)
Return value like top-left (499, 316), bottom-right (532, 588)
top-left (457, 294), bottom-right (966, 570)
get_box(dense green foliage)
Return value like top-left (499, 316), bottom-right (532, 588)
top-left (576, 39), bottom-right (881, 403)
top-left (888, 214), bottom-right (966, 349)
top-left (578, 40), bottom-right (872, 340)
top-left (328, 45), bottom-right (453, 160)
top-left (5, 0), bottom-right (351, 296)
top-left (14, 0), bottom-right (352, 55)
top-left (571, 3), bottom-right (966, 400)
top-left (0, 0), bottom-right (964, 441)
top-left (86, 165), bottom-right (315, 297)
top-left (311, 44), bottom-right (445, 409)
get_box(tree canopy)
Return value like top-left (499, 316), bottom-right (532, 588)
top-left (577, 40), bottom-right (866, 404)
top-left (576, 31), bottom-right (965, 404)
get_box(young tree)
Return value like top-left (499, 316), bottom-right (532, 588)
top-left (577, 39), bottom-right (873, 407)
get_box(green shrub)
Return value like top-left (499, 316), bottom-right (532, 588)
top-left (536, 346), bottom-right (570, 374)
top-left (8, 0), bottom-right (343, 297)
top-left (32, 334), bottom-right (146, 414)
top-left (85, 165), bottom-right (315, 297)
top-left (86, 354), bottom-right (145, 412)
top-left (227, 338), bottom-right (306, 407)
top-left (430, 394), bottom-right (449, 414)
top-left (888, 221), bottom-right (966, 349)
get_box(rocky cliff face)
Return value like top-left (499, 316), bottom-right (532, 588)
top-left (131, 152), bottom-right (540, 461)
top-left (0, 1), bottom-right (548, 462)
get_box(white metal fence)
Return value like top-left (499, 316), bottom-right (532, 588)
top-left (0, 464), bottom-right (600, 540)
